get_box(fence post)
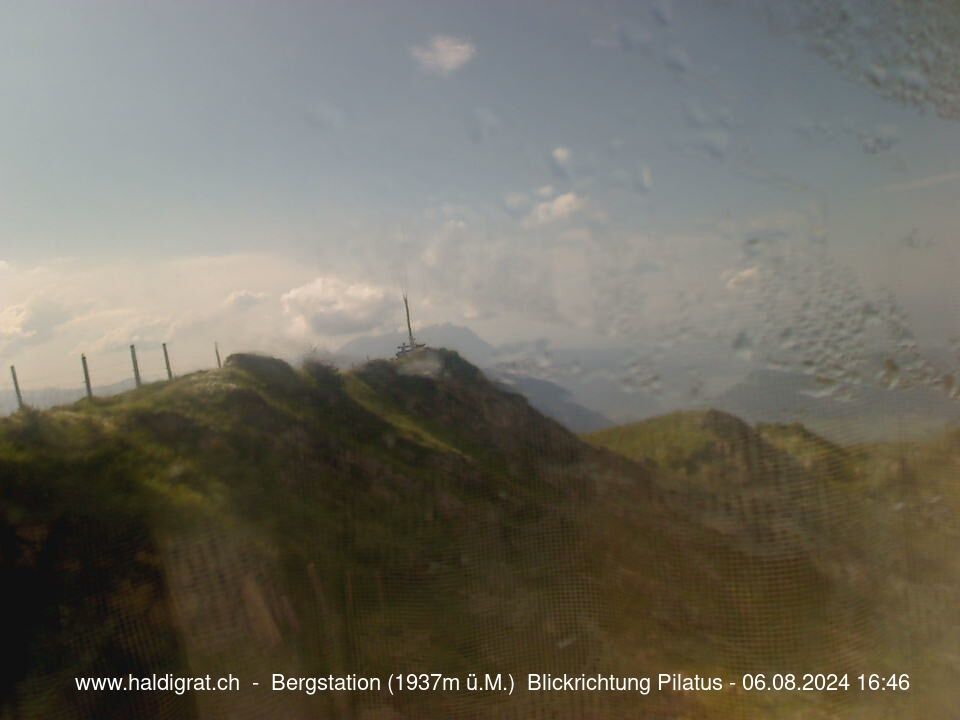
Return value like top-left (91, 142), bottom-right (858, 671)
top-left (162, 342), bottom-right (173, 380)
top-left (81, 354), bottom-right (93, 399)
top-left (10, 365), bottom-right (23, 410)
top-left (130, 344), bottom-right (142, 388)
top-left (215, 341), bottom-right (222, 369)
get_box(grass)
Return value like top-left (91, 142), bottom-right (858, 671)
top-left (2, 352), bottom-right (958, 718)
top-left (583, 410), bottom-right (716, 470)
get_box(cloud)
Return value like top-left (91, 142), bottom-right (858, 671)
top-left (412, 35), bottom-right (476, 76)
top-left (86, 313), bottom-right (173, 354)
top-left (0, 253), bottom-right (318, 384)
top-left (503, 192), bottom-right (530, 218)
top-left (224, 289), bottom-right (269, 310)
top-left (0, 304), bottom-right (30, 340)
top-left (725, 266), bottom-right (759, 291)
top-left (0, 298), bottom-right (73, 349)
top-left (523, 192), bottom-right (586, 228)
top-left (549, 147), bottom-right (572, 178)
top-left (281, 276), bottom-right (395, 336)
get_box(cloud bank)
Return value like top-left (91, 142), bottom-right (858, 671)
top-left (412, 35), bottom-right (476, 76)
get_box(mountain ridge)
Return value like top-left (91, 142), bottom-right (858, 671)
top-left (1, 348), bottom-right (950, 718)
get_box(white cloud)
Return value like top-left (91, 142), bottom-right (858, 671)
top-left (549, 147), bottom-right (572, 178)
top-left (0, 298), bottom-right (73, 347)
top-left (725, 266), bottom-right (759, 291)
top-left (224, 289), bottom-right (269, 309)
top-left (0, 254), bottom-right (315, 385)
top-left (412, 35), bottom-right (476, 76)
top-left (281, 276), bottom-right (395, 336)
top-left (503, 192), bottom-right (530, 218)
top-left (86, 313), bottom-right (172, 354)
top-left (537, 185), bottom-right (555, 198)
top-left (0, 304), bottom-right (29, 340)
top-left (523, 192), bottom-right (586, 228)
top-left (442, 218), bottom-right (467, 232)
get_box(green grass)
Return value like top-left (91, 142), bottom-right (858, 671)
top-left (3, 353), bottom-right (958, 719)
top-left (342, 373), bottom-right (463, 455)
top-left (583, 410), bottom-right (715, 469)
top-left (0, 350), bottom-right (611, 719)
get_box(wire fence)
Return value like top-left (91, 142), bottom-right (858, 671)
top-left (1, 341), bottom-right (227, 417)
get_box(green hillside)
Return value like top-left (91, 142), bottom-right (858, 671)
top-left (1, 349), bottom-right (657, 719)
top-left (1, 353), bottom-right (956, 718)
top-left (587, 410), bottom-right (960, 718)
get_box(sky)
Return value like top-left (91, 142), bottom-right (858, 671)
top-left (1, 0), bottom-right (959, 392)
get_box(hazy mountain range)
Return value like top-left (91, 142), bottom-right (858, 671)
top-left (0, 379), bottom-right (136, 417)
top-left (5, 323), bottom-right (957, 441)
top-left (338, 324), bottom-right (960, 440)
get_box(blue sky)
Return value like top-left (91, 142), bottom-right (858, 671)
top-left (1, 0), bottom-right (959, 391)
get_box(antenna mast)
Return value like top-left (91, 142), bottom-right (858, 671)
top-left (396, 291), bottom-right (425, 357)
top-left (404, 292), bottom-right (415, 348)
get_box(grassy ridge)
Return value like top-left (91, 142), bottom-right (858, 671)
top-left (587, 409), bottom-right (960, 718)
top-left (0, 351), bottom-right (621, 718)
top-left (1, 351), bottom-right (957, 718)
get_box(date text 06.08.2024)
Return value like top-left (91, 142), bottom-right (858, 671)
top-left (738, 673), bottom-right (909, 692)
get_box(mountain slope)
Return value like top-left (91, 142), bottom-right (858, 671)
top-left (2, 350), bottom-right (661, 719)
top-left (587, 410), bottom-right (960, 717)
top-left (491, 374), bottom-right (613, 433)
top-left (1, 352), bottom-right (948, 718)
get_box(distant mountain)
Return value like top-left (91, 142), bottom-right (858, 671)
top-left (493, 372), bottom-right (613, 432)
top-left (340, 325), bottom-right (635, 432)
top-left (0, 379), bottom-right (137, 415)
top-left (585, 408), bottom-right (852, 485)
top-left (711, 368), bottom-right (960, 441)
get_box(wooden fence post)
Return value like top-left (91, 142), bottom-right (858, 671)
top-left (10, 365), bottom-right (23, 410)
top-left (81, 354), bottom-right (93, 399)
top-left (130, 344), bottom-right (142, 388)
top-left (162, 343), bottom-right (173, 380)
top-left (215, 341), bottom-right (222, 369)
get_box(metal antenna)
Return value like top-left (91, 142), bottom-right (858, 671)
top-left (403, 292), bottom-right (416, 348)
